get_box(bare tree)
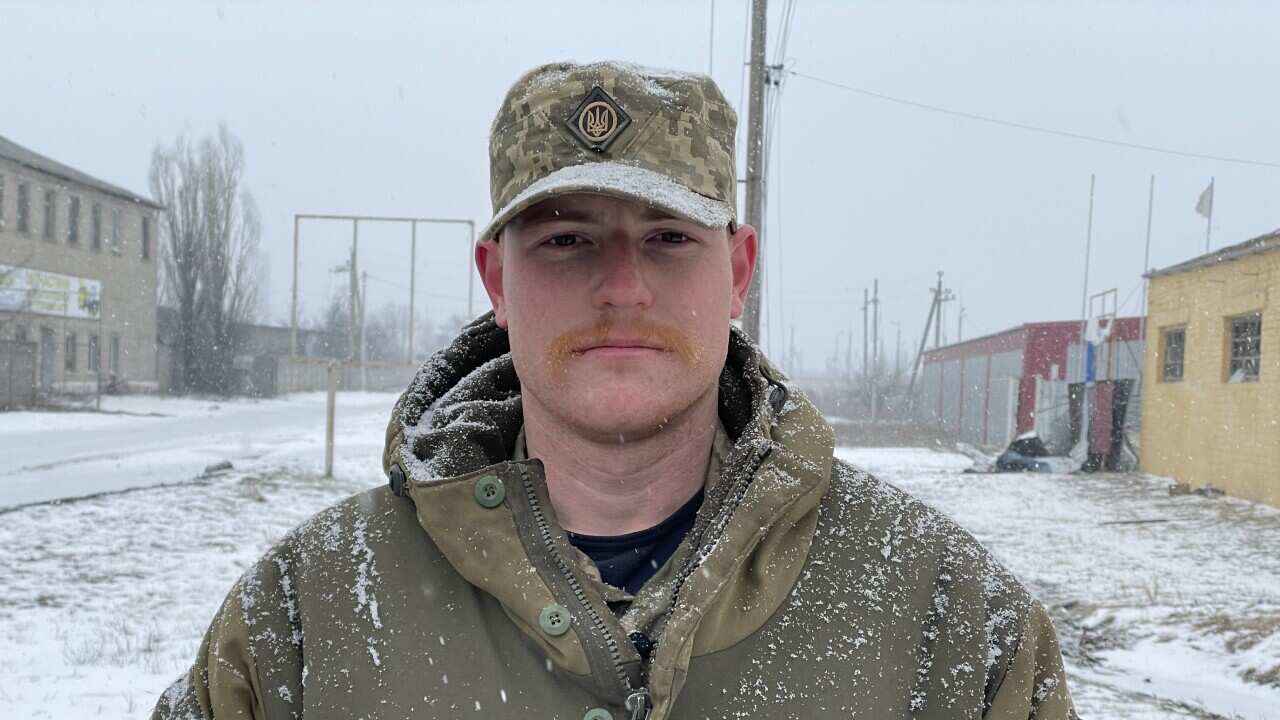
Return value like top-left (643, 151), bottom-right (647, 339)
top-left (311, 289), bottom-right (353, 359)
top-left (365, 303), bottom-right (410, 363)
top-left (150, 125), bottom-right (261, 395)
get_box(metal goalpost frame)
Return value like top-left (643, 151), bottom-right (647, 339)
top-left (289, 213), bottom-right (476, 363)
top-left (1088, 288), bottom-right (1119, 383)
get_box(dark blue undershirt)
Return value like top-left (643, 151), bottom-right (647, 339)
top-left (566, 489), bottom-right (705, 595)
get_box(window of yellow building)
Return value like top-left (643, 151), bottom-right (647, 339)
top-left (1227, 313), bottom-right (1262, 383)
top-left (1161, 327), bottom-right (1185, 382)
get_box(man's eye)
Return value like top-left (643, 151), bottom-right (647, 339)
top-left (547, 234), bottom-right (580, 248)
top-left (654, 231), bottom-right (690, 244)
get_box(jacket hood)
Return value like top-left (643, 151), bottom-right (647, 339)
top-left (383, 312), bottom-right (800, 480)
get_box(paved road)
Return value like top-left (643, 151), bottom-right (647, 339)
top-left (0, 392), bottom-right (398, 509)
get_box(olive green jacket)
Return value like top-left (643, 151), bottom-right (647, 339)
top-left (153, 315), bottom-right (1075, 720)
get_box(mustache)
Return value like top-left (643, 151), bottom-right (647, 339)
top-left (545, 318), bottom-right (701, 370)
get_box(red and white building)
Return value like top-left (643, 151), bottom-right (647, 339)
top-left (915, 318), bottom-right (1145, 452)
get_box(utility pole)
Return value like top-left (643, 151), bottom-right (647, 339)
top-left (290, 215), bottom-right (300, 357)
top-left (359, 271), bottom-right (369, 391)
top-left (933, 273), bottom-right (943, 348)
top-left (906, 271), bottom-right (954, 408)
top-left (906, 275), bottom-right (942, 409)
top-left (870, 279), bottom-right (880, 421)
top-left (894, 321), bottom-right (902, 378)
top-left (408, 222), bottom-right (417, 364)
top-left (1204, 176), bottom-right (1215, 253)
top-left (930, 272), bottom-right (954, 349)
top-left (1075, 174), bottom-right (1097, 464)
top-left (349, 220), bottom-right (360, 370)
top-left (708, 0), bottom-right (715, 75)
top-left (957, 300), bottom-right (965, 343)
top-left (861, 288), bottom-right (870, 381)
top-left (1139, 175), bottom-right (1155, 348)
top-left (741, 0), bottom-right (768, 341)
top-left (872, 279), bottom-right (880, 375)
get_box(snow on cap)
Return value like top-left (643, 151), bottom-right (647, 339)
top-left (481, 61), bottom-right (738, 243)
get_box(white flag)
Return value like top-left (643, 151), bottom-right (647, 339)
top-left (1195, 179), bottom-right (1214, 218)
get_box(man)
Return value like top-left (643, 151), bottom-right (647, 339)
top-left (154, 61), bottom-right (1075, 720)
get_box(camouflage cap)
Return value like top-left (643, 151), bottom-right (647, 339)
top-left (481, 61), bottom-right (738, 243)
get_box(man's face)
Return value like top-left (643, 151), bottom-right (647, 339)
top-left (476, 194), bottom-right (756, 443)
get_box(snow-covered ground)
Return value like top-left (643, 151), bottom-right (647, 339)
top-left (841, 447), bottom-right (1280, 720)
top-left (0, 392), bottom-right (397, 718)
top-left (0, 397), bottom-right (1277, 718)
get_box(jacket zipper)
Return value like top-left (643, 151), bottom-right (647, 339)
top-left (626, 688), bottom-right (652, 720)
top-left (664, 443), bottom-right (771, 617)
top-left (520, 468), bottom-right (649, 717)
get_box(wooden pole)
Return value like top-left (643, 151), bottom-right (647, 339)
top-left (1204, 177), bottom-right (1215, 252)
top-left (408, 221), bottom-right (416, 364)
top-left (290, 215), bottom-right (299, 357)
top-left (1140, 175), bottom-right (1155, 345)
top-left (741, 0), bottom-right (768, 341)
top-left (324, 361), bottom-right (336, 478)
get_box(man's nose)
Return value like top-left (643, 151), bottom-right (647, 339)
top-left (592, 242), bottom-right (654, 310)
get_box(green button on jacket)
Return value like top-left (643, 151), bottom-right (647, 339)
top-left (474, 475), bottom-right (505, 508)
top-left (539, 603), bottom-right (571, 636)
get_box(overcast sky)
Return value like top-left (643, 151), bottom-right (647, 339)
top-left (4, 1), bottom-right (1278, 375)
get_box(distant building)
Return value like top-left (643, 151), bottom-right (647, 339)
top-left (156, 306), bottom-right (348, 396)
top-left (1143, 229), bottom-right (1279, 507)
top-left (916, 318), bottom-right (1145, 455)
top-left (0, 134), bottom-right (162, 395)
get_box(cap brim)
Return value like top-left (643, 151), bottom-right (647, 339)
top-left (478, 161), bottom-right (736, 243)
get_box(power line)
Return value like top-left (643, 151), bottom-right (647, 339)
top-left (791, 70), bottom-right (1280, 170)
top-left (364, 273), bottom-right (465, 303)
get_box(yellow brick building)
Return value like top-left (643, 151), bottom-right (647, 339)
top-left (1142, 230), bottom-right (1280, 507)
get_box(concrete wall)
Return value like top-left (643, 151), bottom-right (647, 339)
top-left (917, 348), bottom-right (1023, 449)
top-left (0, 156), bottom-right (159, 393)
top-left (1142, 251), bottom-right (1280, 507)
top-left (278, 358), bottom-right (416, 396)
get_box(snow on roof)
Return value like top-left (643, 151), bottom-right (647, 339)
top-left (0, 133), bottom-right (162, 210)
top-left (1146, 229), bottom-right (1280, 279)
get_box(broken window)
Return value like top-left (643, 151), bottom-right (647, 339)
top-left (1227, 313), bottom-right (1261, 383)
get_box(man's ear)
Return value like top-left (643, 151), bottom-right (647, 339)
top-left (728, 223), bottom-right (758, 319)
top-left (475, 237), bottom-right (508, 328)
